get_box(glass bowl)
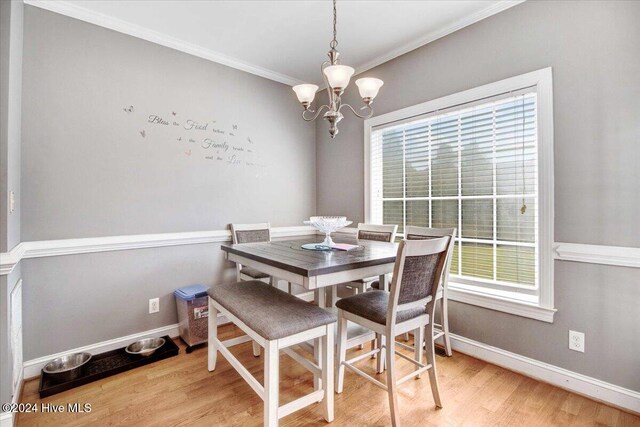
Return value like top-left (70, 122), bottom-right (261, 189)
top-left (304, 216), bottom-right (352, 246)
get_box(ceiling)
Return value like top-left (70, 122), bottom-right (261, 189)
top-left (25, 0), bottom-right (523, 86)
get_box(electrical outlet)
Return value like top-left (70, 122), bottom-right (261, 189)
top-left (149, 298), bottom-right (159, 314)
top-left (569, 330), bottom-right (585, 353)
top-left (9, 191), bottom-right (15, 213)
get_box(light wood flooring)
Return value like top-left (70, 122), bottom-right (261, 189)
top-left (18, 324), bottom-right (640, 426)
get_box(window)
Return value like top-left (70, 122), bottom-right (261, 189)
top-left (365, 69), bottom-right (555, 322)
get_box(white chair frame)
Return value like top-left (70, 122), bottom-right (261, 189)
top-left (230, 222), bottom-right (273, 282)
top-left (208, 297), bottom-right (334, 427)
top-left (405, 226), bottom-right (457, 357)
top-left (336, 237), bottom-right (450, 427)
top-left (349, 223), bottom-right (398, 296)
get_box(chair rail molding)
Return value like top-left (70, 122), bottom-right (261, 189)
top-left (0, 225), bottom-right (317, 275)
top-left (553, 242), bottom-right (640, 269)
top-left (2, 231), bottom-right (638, 276)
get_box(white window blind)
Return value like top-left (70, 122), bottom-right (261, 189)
top-left (370, 90), bottom-right (539, 291)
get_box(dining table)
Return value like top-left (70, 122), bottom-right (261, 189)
top-left (220, 234), bottom-right (399, 308)
top-left (221, 233), bottom-right (399, 377)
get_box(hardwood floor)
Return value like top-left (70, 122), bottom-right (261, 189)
top-left (18, 324), bottom-right (639, 426)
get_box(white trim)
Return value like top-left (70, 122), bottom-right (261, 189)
top-left (0, 367), bottom-right (23, 427)
top-left (448, 285), bottom-right (556, 323)
top-left (24, 0), bottom-right (524, 89)
top-left (364, 68), bottom-right (555, 321)
top-left (354, 1), bottom-right (525, 78)
top-left (0, 411), bottom-right (13, 427)
top-left (22, 0), bottom-right (304, 87)
top-left (450, 333), bottom-right (640, 414)
top-left (0, 226), bottom-right (317, 275)
top-left (22, 323), bottom-right (181, 379)
top-left (0, 242), bottom-right (26, 275)
top-left (2, 227), bottom-right (638, 279)
top-left (554, 242), bottom-right (640, 269)
top-left (22, 311), bottom-right (233, 380)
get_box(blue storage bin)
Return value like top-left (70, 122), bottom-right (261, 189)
top-left (174, 284), bottom-right (209, 352)
top-left (174, 284), bottom-right (209, 301)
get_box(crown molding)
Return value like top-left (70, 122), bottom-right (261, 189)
top-left (353, 0), bottom-right (526, 78)
top-left (22, 0), bottom-right (305, 87)
top-left (24, 0), bottom-right (524, 89)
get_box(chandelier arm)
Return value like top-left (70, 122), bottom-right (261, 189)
top-left (302, 104), bottom-right (329, 122)
top-left (339, 103), bottom-right (373, 119)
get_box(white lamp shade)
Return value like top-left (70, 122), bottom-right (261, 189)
top-left (323, 65), bottom-right (355, 89)
top-left (292, 84), bottom-right (319, 104)
top-left (355, 78), bottom-right (384, 99)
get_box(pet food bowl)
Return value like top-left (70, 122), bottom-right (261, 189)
top-left (43, 352), bottom-right (92, 382)
top-left (125, 337), bottom-right (166, 357)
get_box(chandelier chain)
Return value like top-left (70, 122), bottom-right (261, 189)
top-left (330, 0), bottom-right (338, 49)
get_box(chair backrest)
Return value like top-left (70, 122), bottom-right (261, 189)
top-left (356, 223), bottom-right (398, 243)
top-left (386, 237), bottom-right (450, 328)
top-left (230, 223), bottom-right (271, 244)
top-left (405, 226), bottom-right (457, 290)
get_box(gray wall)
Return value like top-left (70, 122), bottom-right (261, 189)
top-left (316, 1), bottom-right (640, 391)
top-left (21, 244), bottom-right (234, 360)
top-left (21, 6), bottom-right (316, 241)
top-left (19, 7), bottom-right (316, 359)
top-left (0, 0), bottom-right (23, 406)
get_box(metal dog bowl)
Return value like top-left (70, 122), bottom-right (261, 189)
top-left (43, 352), bottom-right (92, 382)
top-left (125, 337), bottom-right (166, 357)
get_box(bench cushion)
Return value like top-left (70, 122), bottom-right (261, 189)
top-left (335, 290), bottom-right (429, 325)
top-left (240, 266), bottom-right (270, 279)
top-left (208, 281), bottom-right (336, 340)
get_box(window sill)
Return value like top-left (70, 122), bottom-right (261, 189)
top-left (448, 282), bottom-right (556, 323)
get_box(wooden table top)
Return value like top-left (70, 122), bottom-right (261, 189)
top-left (221, 236), bottom-right (398, 277)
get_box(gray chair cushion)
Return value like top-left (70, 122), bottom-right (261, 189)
top-left (208, 281), bottom-right (336, 340)
top-left (335, 290), bottom-right (429, 325)
top-left (370, 280), bottom-right (381, 289)
top-left (240, 266), bottom-right (270, 279)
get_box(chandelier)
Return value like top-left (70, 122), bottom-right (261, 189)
top-left (292, 0), bottom-right (384, 138)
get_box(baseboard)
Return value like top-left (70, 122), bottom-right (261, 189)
top-left (0, 366), bottom-right (23, 427)
top-left (18, 318), bottom-right (640, 415)
top-left (23, 323), bottom-right (181, 379)
top-left (449, 333), bottom-right (640, 414)
top-left (0, 411), bottom-right (13, 427)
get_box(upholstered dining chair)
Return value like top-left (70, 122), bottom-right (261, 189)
top-left (348, 223), bottom-right (398, 295)
top-left (230, 223), bottom-right (273, 283)
top-left (335, 237), bottom-right (451, 427)
top-left (371, 226), bottom-right (457, 357)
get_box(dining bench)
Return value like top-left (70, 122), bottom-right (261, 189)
top-left (208, 280), bottom-right (337, 426)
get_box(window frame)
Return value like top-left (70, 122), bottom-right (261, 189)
top-left (364, 68), bottom-right (555, 322)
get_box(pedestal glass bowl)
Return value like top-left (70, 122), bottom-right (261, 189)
top-left (304, 216), bottom-right (352, 247)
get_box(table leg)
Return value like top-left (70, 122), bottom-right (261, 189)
top-left (317, 287), bottom-right (327, 308)
top-left (379, 274), bottom-right (389, 292)
top-left (329, 285), bottom-right (338, 307)
top-left (314, 287), bottom-right (326, 390)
